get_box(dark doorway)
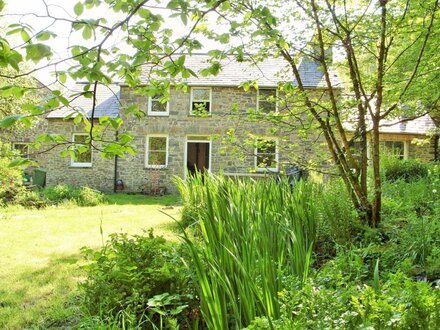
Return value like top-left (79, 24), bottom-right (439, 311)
top-left (186, 142), bottom-right (210, 176)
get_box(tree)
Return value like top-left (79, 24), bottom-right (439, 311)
top-left (0, 0), bottom-right (439, 226)
top-left (204, 0), bottom-right (440, 226)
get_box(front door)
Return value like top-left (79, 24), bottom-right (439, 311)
top-left (186, 141), bottom-right (210, 176)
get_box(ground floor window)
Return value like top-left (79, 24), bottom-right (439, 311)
top-left (380, 141), bottom-right (408, 160)
top-left (71, 133), bottom-right (92, 167)
top-left (255, 139), bottom-right (278, 172)
top-left (12, 142), bottom-right (29, 159)
top-left (145, 135), bottom-right (168, 168)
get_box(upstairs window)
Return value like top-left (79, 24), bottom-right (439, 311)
top-left (191, 87), bottom-right (211, 115)
top-left (148, 93), bottom-right (169, 116)
top-left (145, 135), bottom-right (168, 168)
top-left (255, 139), bottom-right (278, 172)
top-left (71, 133), bottom-right (92, 167)
top-left (257, 88), bottom-right (277, 113)
top-left (12, 142), bottom-right (29, 159)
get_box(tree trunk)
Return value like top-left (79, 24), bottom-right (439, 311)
top-left (370, 117), bottom-right (382, 227)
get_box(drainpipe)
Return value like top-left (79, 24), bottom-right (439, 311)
top-left (113, 130), bottom-right (119, 192)
top-left (435, 135), bottom-right (439, 161)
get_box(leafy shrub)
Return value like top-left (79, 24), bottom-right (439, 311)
top-left (12, 189), bottom-right (48, 208)
top-left (380, 214), bottom-right (440, 279)
top-left (316, 179), bottom-right (362, 253)
top-left (173, 174), bottom-right (206, 228)
top-left (382, 156), bottom-right (429, 182)
top-left (0, 143), bottom-right (25, 205)
top-left (77, 186), bottom-right (106, 206)
top-left (42, 184), bottom-right (106, 206)
top-left (274, 272), bottom-right (440, 329)
top-left (80, 229), bottom-right (201, 329)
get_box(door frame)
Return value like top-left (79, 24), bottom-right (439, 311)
top-left (184, 136), bottom-right (212, 179)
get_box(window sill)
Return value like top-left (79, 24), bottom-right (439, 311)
top-left (189, 113), bottom-right (212, 117)
top-left (147, 112), bottom-right (170, 117)
top-left (145, 165), bottom-right (168, 170)
top-left (255, 168), bottom-right (279, 173)
top-left (70, 163), bottom-right (93, 168)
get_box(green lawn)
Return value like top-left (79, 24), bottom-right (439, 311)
top-left (0, 194), bottom-right (181, 329)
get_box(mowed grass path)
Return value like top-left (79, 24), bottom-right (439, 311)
top-left (0, 194), bottom-right (181, 329)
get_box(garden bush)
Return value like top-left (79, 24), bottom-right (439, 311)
top-left (382, 156), bottom-right (429, 182)
top-left (80, 229), bottom-right (201, 329)
top-left (244, 272), bottom-right (440, 329)
top-left (41, 184), bottom-right (106, 206)
top-left (0, 143), bottom-right (25, 206)
top-left (315, 179), bottom-right (363, 256)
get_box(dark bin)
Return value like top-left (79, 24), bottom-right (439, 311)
top-left (33, 168), bottom-right (46, 187)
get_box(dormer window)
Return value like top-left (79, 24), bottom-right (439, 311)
top-left (190, 87), bottom-right (211, 115)
top-left (148, 93), bottom-right (169, 116)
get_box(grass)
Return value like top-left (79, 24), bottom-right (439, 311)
top-left (0, 193), bottom-right (181, 329)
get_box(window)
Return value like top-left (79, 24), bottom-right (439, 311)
top-left (190, 87), bottom-right (211, 114)
top-left (255, 139), bottom-right (278, 171)
top-left (148, 93), bottom-right (169, 116)
top-left (12, 143), bottom-right (29, 159)
top-left (71, 133), bottom-right (92, 167)
top-left (146, 135), bottom-right (168, 168)
top-left (380, 141), bottom-right (407, 160)
top-left (257, 88), bottom-right (277, 113)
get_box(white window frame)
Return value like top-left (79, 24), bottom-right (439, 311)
top-left (12, 142), bottom-right (30, 159)
top-left (254, 138), bottom-right (279, 172)
top-left (257, 88), bottom-right (278, 113)
top-left (380, 140), bottom-right (409, 160)
top-left (147, 93), bottom-right (169, 116)
top-left (145, 134), bottom-right (169, 169)
top-left (190, 87), bottom-right (212, 115)
top-left (71, 133), bottom-right (93, 168)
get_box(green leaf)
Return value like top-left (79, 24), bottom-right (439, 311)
top-left (20, 30), bottom-right (30, 42)
top-left (74, 2), bottom-right (84, 16)
top-left (73, 114), bottom-right (83, 125)
top-left (0, 115), bottom-right (20, 128)
top-left (36, 31), bottom-right (57, 41)
top-left (58, 71), bottom-right (67, 84)
top-left (82, 25), bottom-right (92, 40)
top-left (25, 43), bottom-right (52, 63)
top-left (8, 158), bottom-right (33, 167)
top-left (0, 85), bottom-right (27, 97)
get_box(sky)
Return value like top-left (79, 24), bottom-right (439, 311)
top-left (2, 0), bottom-right (200, 86)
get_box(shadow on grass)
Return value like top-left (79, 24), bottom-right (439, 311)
top-left (0, 252), bottom-right (86, 329)
top-left (105, 193), bottom-right (181, 206)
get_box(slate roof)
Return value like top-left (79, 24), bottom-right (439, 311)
top-left (344, 114), bottom-right (437, 135)
top-left (378, 114), bottom-right (437, 135)
top-left (140, 54), bottom-right (342, 88)
top-left (47, 83), bottom-right (120, 119)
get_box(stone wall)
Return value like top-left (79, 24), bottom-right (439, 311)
top-left (40, 86), bottom-right (438, 194)
top-left (0, 118), bottom-right (49, 168)
top-left (45, 119), bottom-right (116, 192)
top-left (117, 86), bottom-right (318, 194)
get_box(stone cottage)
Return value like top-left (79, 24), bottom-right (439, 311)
top-left (42, 54), bottom-right (439, 193)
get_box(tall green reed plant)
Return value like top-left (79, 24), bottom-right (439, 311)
top-left (174, 173), bottom-right (318, 329)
